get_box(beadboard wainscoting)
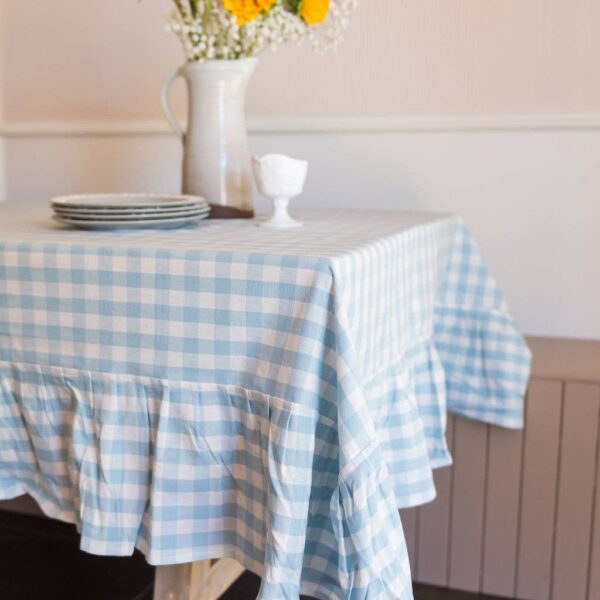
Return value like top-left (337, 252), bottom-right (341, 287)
top-left (402, 337), bottom-right (600, 600)
top-left (0, 115), bottom-right (599, 339)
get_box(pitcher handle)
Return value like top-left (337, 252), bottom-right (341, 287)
top-left (161, 67), bottom-right (185, 140)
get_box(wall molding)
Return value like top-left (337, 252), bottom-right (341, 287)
top-left (0, 147), bottom-right (5, 200)
top-left (2, 113), bottom-right (600, 137)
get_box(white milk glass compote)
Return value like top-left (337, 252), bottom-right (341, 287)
top-left (252, 154), bottom-right (308, 229)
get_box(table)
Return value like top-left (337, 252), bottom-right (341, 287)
top-left (0, 206), bottom-right (531, 600)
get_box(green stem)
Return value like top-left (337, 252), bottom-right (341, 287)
top-left (173, 0), bottom-right (187, 18)
top-left (188, 0), bottom-right (198, 19)
top-left (203, 0), bottom-right (212, 30)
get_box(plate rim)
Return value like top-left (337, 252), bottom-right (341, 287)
top-left (53, 205), bottom-right (208, 215)
top-left (51, 193), bottom-right (208, 209)
top-left (53, 213), bottom-right (208, 229)
top-left (53, 208), bottom-right (210, 221)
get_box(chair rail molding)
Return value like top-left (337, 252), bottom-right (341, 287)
top-left (2, 113), bottom-right (600, 136)
top-left (0, 139), bottom-right (5, 202)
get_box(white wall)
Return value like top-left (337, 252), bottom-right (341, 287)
top-left (0, 3), bottom-right (6, 201)
top-left (2, 0), bottom-right (600, 120)
top-left (2, 118), bottom-right (599, 340)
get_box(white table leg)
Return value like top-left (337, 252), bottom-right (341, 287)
top-left (154, 559), bottom-right (245, 600)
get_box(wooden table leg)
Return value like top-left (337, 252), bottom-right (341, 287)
top-left (153, 559), bottom-right (245, 600)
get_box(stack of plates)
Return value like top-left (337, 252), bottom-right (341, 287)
top-left (51, 194), bottom-right (210, 230)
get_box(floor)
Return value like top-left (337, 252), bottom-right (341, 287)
top-left (0, 510), bottom-right (504, 600)
top-left (224, 571), bottom-right (506, 600)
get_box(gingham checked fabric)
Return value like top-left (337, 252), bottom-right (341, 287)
top-left (0, 206), bottom-right (531, 600)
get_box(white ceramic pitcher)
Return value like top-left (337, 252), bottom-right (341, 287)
top-left (161, 59), bottom-right (257, 218)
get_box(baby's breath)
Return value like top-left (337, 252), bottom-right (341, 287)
top-left (167, 0), bottom-right (357, 62)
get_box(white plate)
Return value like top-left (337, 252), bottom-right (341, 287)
top-left (53, 204), bottom-right (208, 216)
top-left (51, 193), bottom-right (207, 210)
top-left (53, 214), bottom-right (208, 230)
top-left (53, 207), bottom-right (210, 221)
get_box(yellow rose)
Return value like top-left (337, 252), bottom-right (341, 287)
top-left (299, 0), bottom-right (330, 25)
top-left (223, 0), bottom-right (276, 25)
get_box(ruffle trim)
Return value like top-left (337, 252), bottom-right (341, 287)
top-left (0, 359), bottom-right (316, 595)
top-left (328, 442), bottom-right (414, 599)
top-left (435, 306), bottom-right (532, 429)
top-left (363, 337), bottom-right (450, 509)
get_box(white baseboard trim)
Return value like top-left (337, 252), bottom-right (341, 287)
top-left (2, 113), bottom-right (600, 137)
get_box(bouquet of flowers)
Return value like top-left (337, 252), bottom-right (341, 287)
top-left (168, 0), bottom-right (358, 61)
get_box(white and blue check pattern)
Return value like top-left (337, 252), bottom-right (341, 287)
top-left (0, 207), bottom-right (531, 600)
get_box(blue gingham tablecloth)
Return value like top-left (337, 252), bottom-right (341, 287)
top-left (0, 206), bottom-right (531, 600)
